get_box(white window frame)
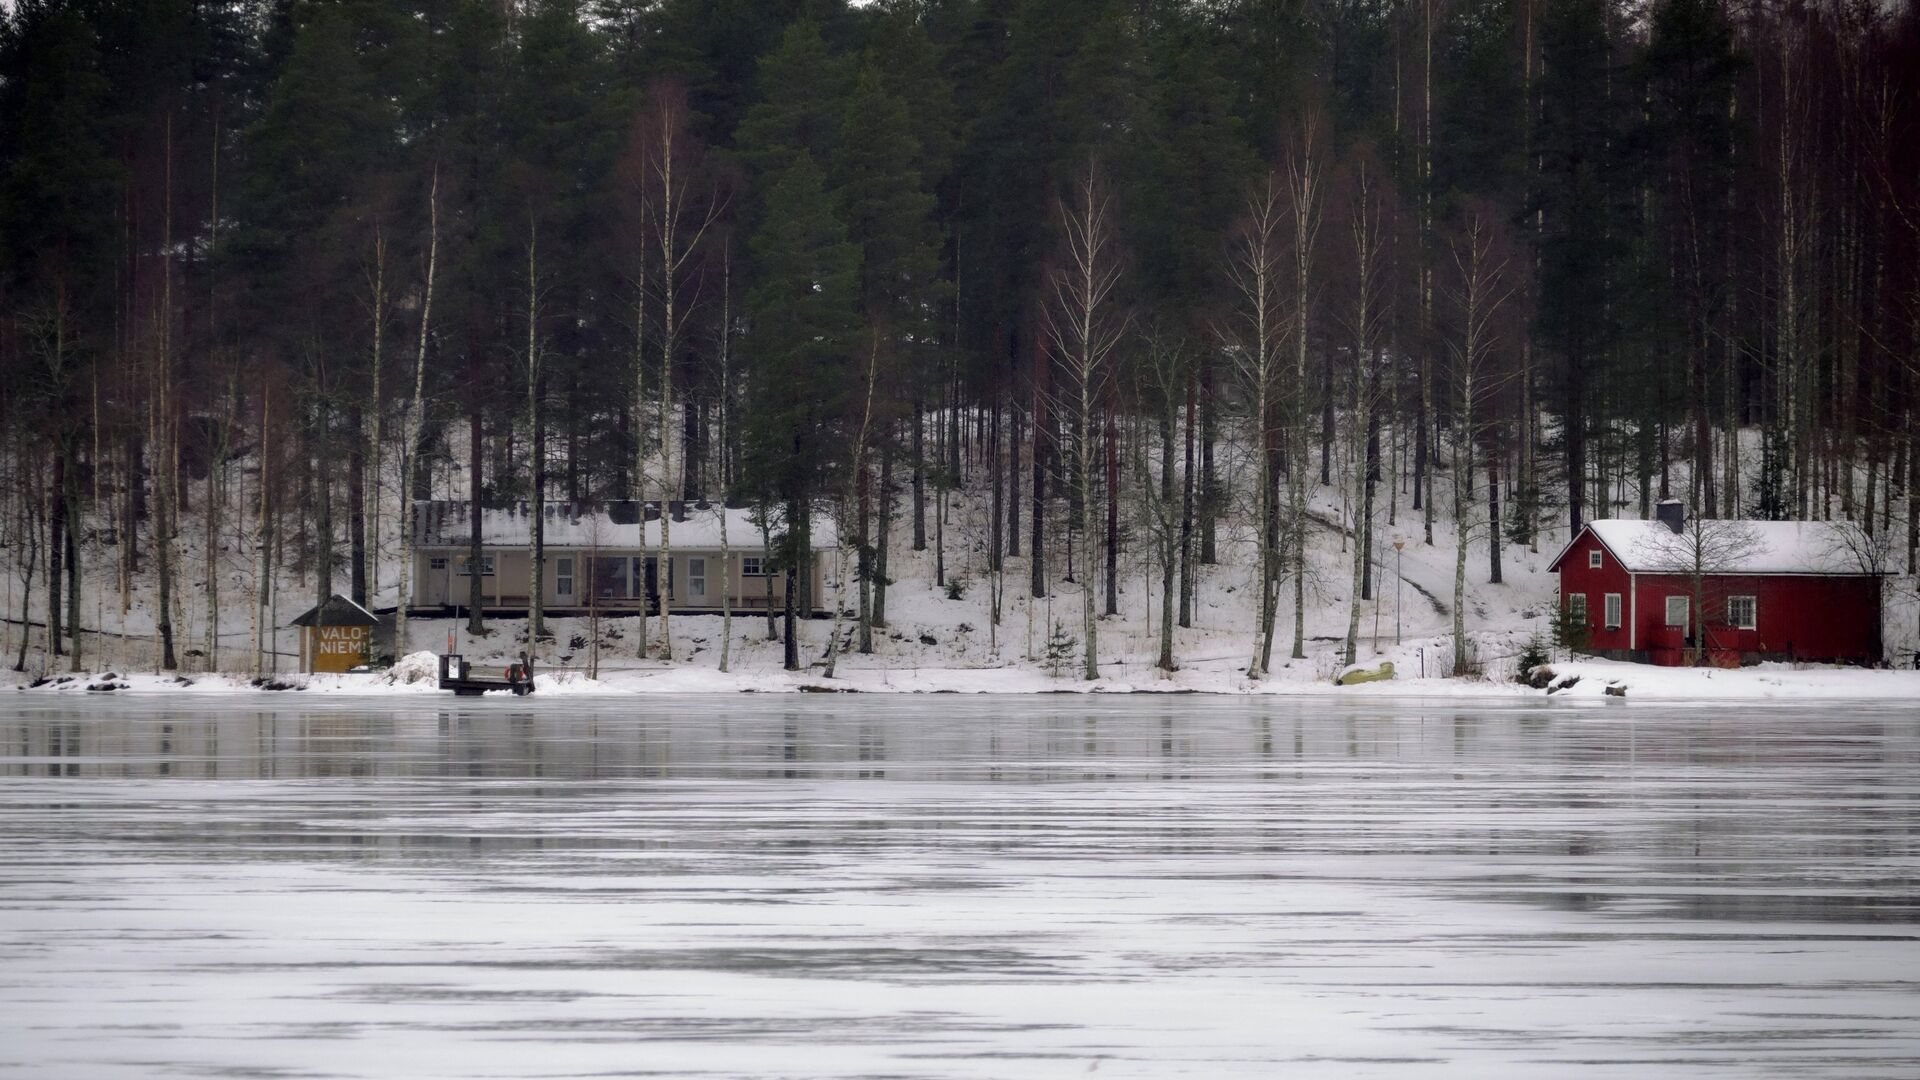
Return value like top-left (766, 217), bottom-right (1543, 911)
top-left (1567, 593), bottom-right (1588, 624)
top-left (456, 555), bottom-right (495, 577)
top-left (555, 557), bottom-right (574, 598)
top-left (1588, 549), bottom-right (1603, 569)
top-left (1665, 595), bottom-right (1689, 630)
top-left (1604, 593), bottom-right (1622, 630)
top-left (688, 557), bottom-right (707, 598)
top-left (741, 555), bottom-right (764, 577)
top-left (1727, 595), bottom-right (1756, 630)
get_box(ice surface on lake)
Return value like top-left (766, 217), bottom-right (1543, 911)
top-left (2, 695), bottom-right (1917, 1078)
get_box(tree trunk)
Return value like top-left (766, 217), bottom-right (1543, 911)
top-left (1030, 341), bottom-right (1048, 598)
top-left (875, 431), bottom-right (893, 629)
top-left (1487, 434), bottom-right (1503, 585)
top-left (348, 405), bottom-right (367, 606)
top-left (632, 271), bottom-right (649, 659)
top-left (1178, 370), bottom-right (1195, 628)
top-left (466, 407), bottom-right (484, 636)
top-left (12, 483), bottom-right (39, 673)
top-left (1008, 347), bottom-right (1022, 558)
top-left (395, 169), bottom-right (437, 659)
top-left (527, 220), bottom-right (545, 645)
top-left (857, 443), bottom-right (872, 653)
top-left (782, 498), bottom-right (802, 671)
top-left (1103, 398), bottom-right (1118, 618)
top-left (48, 453), bottom-right (64, 659)
top-left (1199, 352), bottom-right (1217, 563)
top-left (912, 398), bottom-right (926, 551)
top-left (1158, 382), bottom-right (1178, 672)
top-left (317, 405), bottom-right (335, 606)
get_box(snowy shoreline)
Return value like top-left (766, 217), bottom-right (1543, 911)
top-left (10, 651), bottom-right (1918, 702)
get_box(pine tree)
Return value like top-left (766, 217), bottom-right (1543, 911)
top-left (743, 153), bottom-right (860, 671)
top-left (1533, 0), bottom-right (1627, 534)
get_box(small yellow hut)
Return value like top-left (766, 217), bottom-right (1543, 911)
top-left (290, 594), bottom-right (381, 674)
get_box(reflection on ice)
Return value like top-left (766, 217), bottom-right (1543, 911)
top-left (2, 695), bottom-right (1917, 1078)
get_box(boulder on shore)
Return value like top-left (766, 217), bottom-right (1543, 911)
top-left (1335, 661), bottom-right (1395, 686)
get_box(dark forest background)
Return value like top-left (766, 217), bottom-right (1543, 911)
top-left (2, 0), bottom-right (1917, 670)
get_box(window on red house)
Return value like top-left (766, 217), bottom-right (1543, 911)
top-left (1728, 596), bottom-right (1756, 630)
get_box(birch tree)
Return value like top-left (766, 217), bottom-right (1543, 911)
top-left (153, 117), bottom-right (179, 672)
top-left (1444, 208), bottom-right (1514, 674)
top-left (394, 166), bottom-right (438, 660)
top-left (1341, 158), bottom-right (1391, 668)
top-left (1043, 162), bottom-right (1127, 681)
top-left (634, 79), bottom-right (725, 661)
top-left (1225, 171), bottom-right (1288, 677)
top-left (1284, 118), bottom-right (1323, 662)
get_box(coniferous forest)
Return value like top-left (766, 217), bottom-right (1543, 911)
top-left (2, 0), bottom-right (1918, 677)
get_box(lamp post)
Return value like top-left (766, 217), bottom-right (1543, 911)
top-left (1393, 538), bottom-right (1405, 646)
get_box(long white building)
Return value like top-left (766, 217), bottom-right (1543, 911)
top-left (408, 501), bottom-right (836, 615)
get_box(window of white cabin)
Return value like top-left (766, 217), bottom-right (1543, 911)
top-left (1728, 595), bottom-right (1756, 630)
top-left (556, 557), bottom-right (574, 597)
top-left (742, 556), bottom-right (764, 577)
top-left (456, 555), bottom-right (495, 577)
top-left (428, 556), bottom-right (448, 571)
top-left (688, 557), bottom-right (707, 597)
top-left (1665, 595), bottom-right (1689, 629)
top-left (1604, 593), bottom-right (1621, 629)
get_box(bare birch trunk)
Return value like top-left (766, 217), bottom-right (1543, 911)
top-left (1230, 172), bottom-right (1288, 676)
top-left (1044, 165), bottom-right (1124, 682)
top-left (1343, 165), bottom-right (1386, 668)
top-left (826, 336), bottom-right (883, 679)
top-left (632, 263), bottom-right (648, 658)
top-left (395, 167), bottom-right (438, 661)
top-left (1288, 127), bottom-right (1321, 661)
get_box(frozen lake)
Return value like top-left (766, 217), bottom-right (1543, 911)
top-left (2, 694), bottom-right (1917, 1079)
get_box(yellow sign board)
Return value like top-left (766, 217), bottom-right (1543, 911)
top-left (305, 625), bottom-right (371, 673)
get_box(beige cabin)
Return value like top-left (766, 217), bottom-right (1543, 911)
top-left (408, 501), bottom-right (834, 615)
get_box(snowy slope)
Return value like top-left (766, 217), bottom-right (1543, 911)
top-left (5, 422), bottom-right (1916, 697)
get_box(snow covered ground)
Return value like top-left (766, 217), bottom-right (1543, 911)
top-left (6, 428), bottom-right (1916, 699)
top-left (4, 694), bottom-right (1917, 1078)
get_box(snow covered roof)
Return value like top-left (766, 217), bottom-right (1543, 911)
top-left (413, 501), bottom-right (838, 551)
top-left (290, 594), bottom-right (381, 627)
top-left (1552, 518), bottom-right (1882, 576)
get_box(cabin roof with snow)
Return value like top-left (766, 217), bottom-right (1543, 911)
top-left (411, 500), bottom-right (838, 551)
top-left (1548, 518), bottom-right (1882, 577)
top-left (289, 594), bottom-right (382, 627)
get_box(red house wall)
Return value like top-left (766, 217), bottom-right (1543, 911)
top-left (1554, 526), bottom-right (1884, 666)
top-left (1554, 531), bottom-right (1635, 653)
top-left (1631, 573), bottom-right (1882, 666)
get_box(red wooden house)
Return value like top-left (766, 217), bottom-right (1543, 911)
top-left (1548, 502), bottom-right (1885, 666)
